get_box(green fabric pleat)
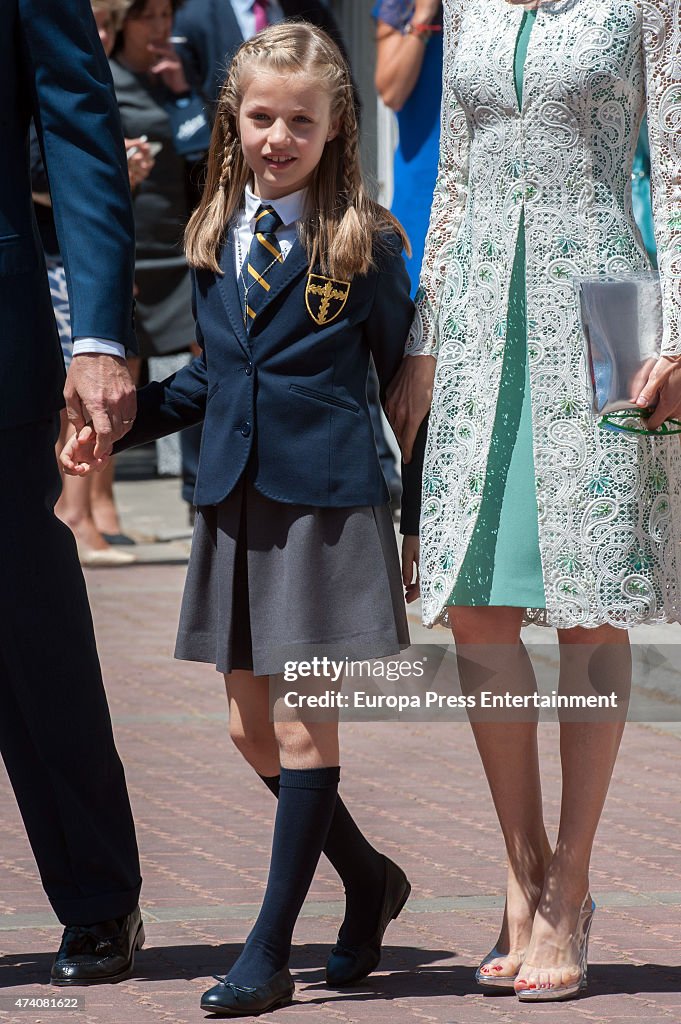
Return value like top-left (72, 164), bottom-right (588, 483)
top-left (448, 11), bottom-right (545, 609)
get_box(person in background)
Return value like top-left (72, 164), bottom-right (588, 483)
top-left (373, 0), bottom-right (442, 294)
top-left (110, 0), bottom-right (210, 521)
top-left (31, 0), bottom-right (155, 564)
top-left (173, 0), bottom-right (350, 116)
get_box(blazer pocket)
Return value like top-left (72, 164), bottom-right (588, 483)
top-left (289, 383), bottom-right (359, 414)
top-left (207, 381), bottom-right (221, 401)
top-left (0, 234), bottom-right (39, 276)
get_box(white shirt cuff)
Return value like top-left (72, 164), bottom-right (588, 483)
top-left (72, 338), bottom-right (126, 359)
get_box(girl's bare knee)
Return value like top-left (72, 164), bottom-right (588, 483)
top-left (229, 720), bottom-right (278, 771)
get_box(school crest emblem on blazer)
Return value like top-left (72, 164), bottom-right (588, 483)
top-left (305, 274), bottom-right (351, 325)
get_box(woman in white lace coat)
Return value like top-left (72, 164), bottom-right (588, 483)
top-left (388, 0), bottom-right (681, 1002)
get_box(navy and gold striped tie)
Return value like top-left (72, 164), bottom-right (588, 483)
top-left (245, 204), bottom-right (283, 327)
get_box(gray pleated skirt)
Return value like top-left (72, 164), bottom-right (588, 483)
top-left (175, 475), bottom-right (410, 676)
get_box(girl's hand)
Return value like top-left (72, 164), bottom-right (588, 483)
top-left (148, 42), bottom-right (189, 94)
top-left (60, 425), bottom-right (110, 477)
top-left (635, 355), bottom-right (681, 430)
top-left (402, 535), bottom-right (421, 604)
top-left (386, 354), bottom-right (436, 462)
top-left (125, 137), bottom-right (155, 189)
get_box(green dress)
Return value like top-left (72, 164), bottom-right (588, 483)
top-left (449, 11), bottom-right (546, 609)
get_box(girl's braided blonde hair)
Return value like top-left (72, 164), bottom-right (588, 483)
top-left (185, 22), bottom-right (409, 279)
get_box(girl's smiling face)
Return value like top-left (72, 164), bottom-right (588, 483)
top-left (238, 71), bottom-right (339, 200)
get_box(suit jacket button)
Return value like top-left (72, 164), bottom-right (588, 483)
top-left (241, 421), bottom-right (251, 437)
top-left (245, 362), bottom-right (253, 376)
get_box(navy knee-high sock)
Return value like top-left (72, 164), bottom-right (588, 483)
top-left (260, 774), bottom-right (385, 948)
top-left (228, 766), bottom-right (340, 986)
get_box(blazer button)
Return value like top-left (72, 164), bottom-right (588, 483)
top-left (241, 421), bottom-right (251, 437)
top-left (245, 362), bottom-right (253, 376)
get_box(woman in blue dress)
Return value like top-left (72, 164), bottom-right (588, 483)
top-left (373, 0), bottom-right (443, 296)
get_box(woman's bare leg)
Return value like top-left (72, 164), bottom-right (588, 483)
top-left (451, 606), bottom-right (552, 979)
top-left (515, 624), bottom-right (630, 993)
top-left (90, 355), bottom-right (142, 536)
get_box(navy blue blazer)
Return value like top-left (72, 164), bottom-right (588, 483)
top-left (118, 232), bottom-right (414, 508)
top-left (174, 0), bottom-right (353, 111)
top-left (1, 0), bottom-right (137, 430)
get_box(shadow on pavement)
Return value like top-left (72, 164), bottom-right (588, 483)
top-left (3, 948), bottom-right (681, 1001)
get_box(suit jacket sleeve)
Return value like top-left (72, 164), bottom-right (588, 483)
top-left (400, 416), bottom-right (427, 536)
top-left (114, 354), bottom-right (208, 453)
top-left (18, 0), bottom-right (137, 351)
top-left (362, 235), bottom-right (423, 530)
top-left (365, 235), bottom-right (414, 405)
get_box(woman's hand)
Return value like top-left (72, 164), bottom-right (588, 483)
top-left (402, 535), bottom-right (421, 604)
top-left (385, 354), bottom-right (436, 462)
top-left (60, 425), bottom-right (110, 477)
top-left (635, 355), bottom-right (681, 430)
top-left (148, 41), bottom-right (189, 94)
top-left (125, 137), bottom-right (155, 189)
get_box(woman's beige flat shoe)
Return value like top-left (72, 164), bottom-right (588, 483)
top-left (78, 547), bottom-right (135, 567)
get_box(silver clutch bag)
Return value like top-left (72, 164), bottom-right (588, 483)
top-left (574, 271), bottom-right (681, 435)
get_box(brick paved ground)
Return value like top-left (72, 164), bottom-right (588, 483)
top-left (1, 476), bottom-right (681, 1024)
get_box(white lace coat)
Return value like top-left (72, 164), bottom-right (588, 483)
top-left (409, 0), bottom-right (681, 629)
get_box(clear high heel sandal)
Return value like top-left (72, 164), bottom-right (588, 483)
top-left (475, 947), bottom-right (523, 989)
top-left (515, 896), bottom-right (596, 1002)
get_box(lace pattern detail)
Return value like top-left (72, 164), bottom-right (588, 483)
top-left (413, 0), bottom-right (681, 629)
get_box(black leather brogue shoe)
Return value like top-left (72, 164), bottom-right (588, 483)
top-left (325, 855), bottom-right (411, 987)
top-left (50, 906), bottom-right (144, 986)
top-left (200, 966), bottom-right (295, 1017)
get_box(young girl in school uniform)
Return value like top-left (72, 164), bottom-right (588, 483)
top-left (63, 22), bottom-right (414, 1018)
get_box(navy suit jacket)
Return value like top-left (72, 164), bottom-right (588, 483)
top-left (1, 0), bottom-right (136, 430)
top-left (118, 233), bottom-right (414, 508)
top-left (174, 0), bottom-right (352, 111)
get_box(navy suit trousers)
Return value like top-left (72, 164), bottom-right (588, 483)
top-left (0, 418), bottom-right (141, 924)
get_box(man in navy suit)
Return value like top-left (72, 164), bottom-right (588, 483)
top-left (174, 0), bottom-right (350, 113)
top-left (2, 0), bottom-right (144, 984)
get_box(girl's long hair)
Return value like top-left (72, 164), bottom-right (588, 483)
top-left (185, 22), bottom-right (409, 280)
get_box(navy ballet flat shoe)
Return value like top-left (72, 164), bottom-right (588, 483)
top-left (199, 967), bottom-right (294, 1017)
top-left (325, 855), bottom-right (411, 987)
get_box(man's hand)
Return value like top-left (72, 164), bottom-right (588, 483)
top-left (385, 354), bottom-right (436, 462)
top-left (64, 354), bottom-right (136, 458)
top-left (402, 535), bottom-right (421, 604)
top-left (635, 355), bottom-right (681, 430)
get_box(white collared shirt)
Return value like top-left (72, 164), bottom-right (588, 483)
top-left (231, 0), bottom-right (285, 40)
top-left (233, 184), bottom-right (306, 279)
